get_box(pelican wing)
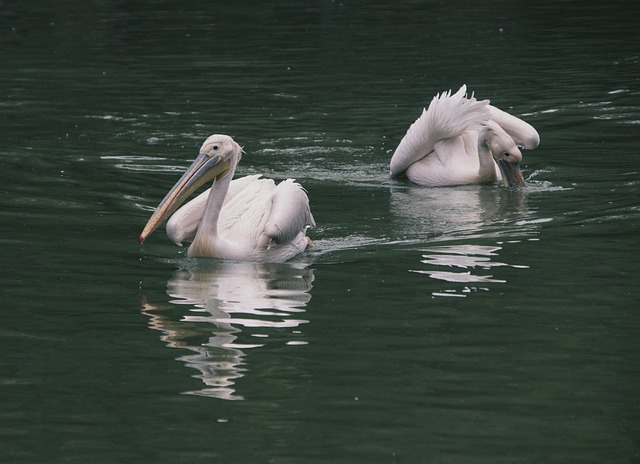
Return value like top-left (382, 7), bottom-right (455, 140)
top-left (218, 177), bottom-right (314, 252)
top-left (218, 176), bottom-right (275, 237)
top-left (224, 174), bottom-right (264, 202)
top-left (166, 174), bottom-right (264, 246)
top-left (488, 105), bottom-right (540, 150)
top-left (264, 179), bottom-right (315, 244)
top-left (390, 85), bottom-right (491, 176)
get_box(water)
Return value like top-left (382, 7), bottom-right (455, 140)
top-left (1, 1), bottom-right (639, 462)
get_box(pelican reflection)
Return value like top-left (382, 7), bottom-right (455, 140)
top-left (410, 244), bottom-right (530, 297)
top-left (390, 185), bottom-right (543, 297)
top-left (390, 184), bottom-right (531, 240)
top-left (142, 261), bottom-right (314, 400)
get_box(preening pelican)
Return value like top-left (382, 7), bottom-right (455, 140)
top-left (140, 134), bottom-right (315, 262)
top-left (390, 85), bottom-right (540, 187)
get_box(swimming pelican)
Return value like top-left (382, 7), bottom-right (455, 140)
top-left (140, 134), bottom-right (315, 262)
top-left (390, 85), bottom-right (540, 187)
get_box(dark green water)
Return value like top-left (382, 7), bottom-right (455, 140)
top-left (1, 1), bottom-right (639, 462)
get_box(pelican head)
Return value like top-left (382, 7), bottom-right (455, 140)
top-left (481, 120), bottom-right (525, 187)
top-left (140, 134), bottom-right (242, 243)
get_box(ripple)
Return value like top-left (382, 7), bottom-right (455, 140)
top-left (409, 243), bottom-right (529, 297)
top-left (142, 261), bottom-right (314, 400)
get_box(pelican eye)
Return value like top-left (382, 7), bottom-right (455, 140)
top-left (212, 145), bottom-right (219, 151)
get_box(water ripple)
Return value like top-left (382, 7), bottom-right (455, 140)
top-left (141, 261), bottom-right (314, 400)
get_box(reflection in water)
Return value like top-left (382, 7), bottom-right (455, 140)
top-left (142, 261), bottom-right (314, 400)
top-left (410, 244), bottom-right (529, 298)
top-left (390, 185), bottom-right (548, 297)
top-left (390, 184), bottom-right (532, 240)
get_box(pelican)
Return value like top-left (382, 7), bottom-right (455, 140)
top-left (140, 134), bottom-right (315, 262)
top-left (390, 85), bottom-right (540, 187)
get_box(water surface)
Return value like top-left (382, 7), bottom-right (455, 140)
top-left (1, 1), bottom-right (639, 462)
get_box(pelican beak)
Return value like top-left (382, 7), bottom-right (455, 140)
top-left (497, 159), bottom-right (525, 187)
top-left (139, 152), bottom-right (231, 243)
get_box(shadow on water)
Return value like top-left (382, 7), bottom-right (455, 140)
top-left (141, 260), bottom-right (313, 400)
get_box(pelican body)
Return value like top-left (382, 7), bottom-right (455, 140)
top-left (390, 85), bottom-right (540, 187)
top-left (140, 135), bottom-right (315, 263)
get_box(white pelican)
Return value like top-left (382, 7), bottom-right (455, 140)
top-left (390, 85), bottom-right (540, 187)
top-left (140, 134), bottom-right (315, 262)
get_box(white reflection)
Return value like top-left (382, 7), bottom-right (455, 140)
top-left (390, 184), bottom-right (532, 240)
top-left (142, 261), bottom-right (314, 400)
top-left (391, 185), bottom-right (537, 297)
top-left (410, 244), bottom-right (530, 297)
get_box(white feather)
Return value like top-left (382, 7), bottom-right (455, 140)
top-left (488, 105), bottom-right (540, 150)
top-left (161, 135), bottom-right (314, 262)
top-left (390, 85), bottom-right (491, 176)
top-left (390, 85), bottom-right (540, 187)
